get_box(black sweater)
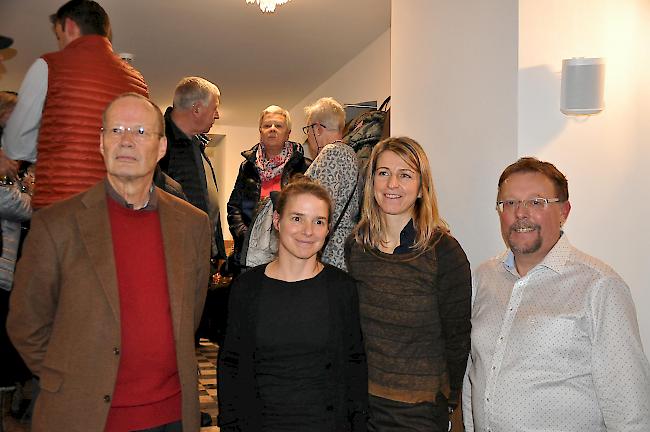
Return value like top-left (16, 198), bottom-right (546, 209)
top-left (217, 264), bottom-right (368, 431)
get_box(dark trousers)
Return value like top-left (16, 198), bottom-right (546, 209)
top-left (368, 393), bottom-right (449, 432)
top-left (134, 420), bottom-right (182, 431)
top-left (0, 289), bottom-right (31, 386)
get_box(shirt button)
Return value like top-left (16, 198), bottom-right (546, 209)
top-left (491, 366), bottom-right (496, 370)
top-left (104, 395), bottom-right (111, 403)
top-left (113, 347), bottom-right (120, 355)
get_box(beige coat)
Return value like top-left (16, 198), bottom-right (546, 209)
top-left (8, 181), bottom-right (211, 432)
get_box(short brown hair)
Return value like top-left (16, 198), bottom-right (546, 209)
top-left (50, 0), bottom-right (110, 38)
top-left (274, 174), bottom-right (332, 225)
top-left (498, 157), bottom-right (569, 201)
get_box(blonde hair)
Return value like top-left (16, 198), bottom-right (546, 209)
top-left (303, 97), bottom-right (345, 132)
top-left (259, 105), bottom-right (291, 131)
top-left (354, 136), bottom-right (448, 253)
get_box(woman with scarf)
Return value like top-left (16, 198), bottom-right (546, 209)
top-left (244, 97), bottom-right (359, 272)
top-left (227, 105), bottom-right (310, 275)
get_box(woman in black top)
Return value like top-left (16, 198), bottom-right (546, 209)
top-left (218, 175), bottom-right (368, 432)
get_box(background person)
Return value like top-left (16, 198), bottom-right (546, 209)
top-left (462, 157), bottom-right (650, 432)
top-left (345, 137), bottom-right (471, 431)
top-left (302, 97), bottom-right (359, 270)
top-left (245, 97), bottom-right (358, 271)
top-left (0, 89), bottom-right (33, 419)
top-left (218, 175), bottom-right (368, 431)
top-left (226, 105), bottom-right (309, 275)
top-left (159, 76), bottom-right (226, 262)
top-left (0, 0), bottom-right (148, 208)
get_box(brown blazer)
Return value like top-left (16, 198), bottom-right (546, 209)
top-left (7, 181), bottom-right (211, 432)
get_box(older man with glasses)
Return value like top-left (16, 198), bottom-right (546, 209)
top-left (8, 93), bottom-right (211, 432)
top-left (462, 157), bottom-right (650, 432)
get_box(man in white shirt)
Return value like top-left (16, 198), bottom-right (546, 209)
top-left (463, 157), bottom-right (650, 432)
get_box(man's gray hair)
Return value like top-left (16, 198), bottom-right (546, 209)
top-left (173, 77), bottom-right (221, 110)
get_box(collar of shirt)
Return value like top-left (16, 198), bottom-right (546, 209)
top-left (501, 232), bottom-right (571, 277)
top-left (104, 178), bottom-right (158, 211)
top-left (165, 107), bottom-right (207, 151)
top-left (394, 219), bottom-right (416, 255)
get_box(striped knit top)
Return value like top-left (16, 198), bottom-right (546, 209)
top-left (345, 227), bottom-right (471, 404)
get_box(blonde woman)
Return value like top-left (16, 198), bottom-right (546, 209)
top-left (345, 137), bottom-right (471, 431)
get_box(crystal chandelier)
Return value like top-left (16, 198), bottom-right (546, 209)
top-left (246, 0), bottom-right (290, 13)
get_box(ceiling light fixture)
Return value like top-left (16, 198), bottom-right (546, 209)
top-left (246, 0), bottom-right (290, 13)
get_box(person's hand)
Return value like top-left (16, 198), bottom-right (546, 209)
top-left (0, 149), bottom-right (19, 180)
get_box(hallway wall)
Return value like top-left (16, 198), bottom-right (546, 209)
top-left (288, 29), bottom-right (391, 153)
top-left (391, 0), bottom-right (650, 349)
top-left (391, 0), bottom-right (519, 267)
top-left (518, 0), bottom-right (650, 350)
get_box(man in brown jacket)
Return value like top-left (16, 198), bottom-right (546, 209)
top-left (8, 93), bottom-right (211, 431)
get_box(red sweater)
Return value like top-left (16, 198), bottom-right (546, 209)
top-left (104, 199), bottom-right (181, 431)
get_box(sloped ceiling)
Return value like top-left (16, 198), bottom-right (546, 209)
top-left (0, 0), bottom-right (391, 126)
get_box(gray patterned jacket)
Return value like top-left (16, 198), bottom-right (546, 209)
top-left (244, 141), bottom-right (359, 271)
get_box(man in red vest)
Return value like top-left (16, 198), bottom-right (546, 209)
top-left (0, 0), bottom-right (148, 209)
top-left (8, 93), bottom-right (211, 431)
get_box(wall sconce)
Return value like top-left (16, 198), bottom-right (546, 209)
top-left (560, 57), bottom-right (605, 115)
top-left (119, 52), bottom-right (135, 66)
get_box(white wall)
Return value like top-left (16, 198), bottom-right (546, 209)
top-left (211, 29), bottom-right (390, 241)
top-left (288, 29), bottom-right (391, 151)
top-left (391, 0), bottom-right (519, 267)
top-left (391, 0), bottom-right (649, 350)
top-left (518, 0), bottom-right (650, 350)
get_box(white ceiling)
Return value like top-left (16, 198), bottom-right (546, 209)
top-left (0, 0), bottom-right (391, 126)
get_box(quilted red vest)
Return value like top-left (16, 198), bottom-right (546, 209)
top-left (36, 35), bottom-right (148, 208)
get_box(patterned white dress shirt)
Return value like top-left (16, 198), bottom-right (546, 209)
top-left (463, 234), bottom-right (650, 431)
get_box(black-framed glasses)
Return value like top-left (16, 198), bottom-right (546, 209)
top-left (496, 197), bottom-right (561, 213)
top-left (302, 123), bottom-right (320, 135)
top-left (101, 126), bottom-right (162, 142)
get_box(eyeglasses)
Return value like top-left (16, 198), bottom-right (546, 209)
top-left (302, 123), bottom-right (320, 135)
top-left (496, 197), bottom-right (561, 213)
top-left (101, 126), bottom-right (161, 142)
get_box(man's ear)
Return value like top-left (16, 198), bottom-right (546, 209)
top-left (561, 200), bottom-right (571, 223)
top-left (64, 17), bottom-right (81, 39)
top-left (99, 133), bottom-right (105, 158)
top-left (157, 136), bottom-right (168, 162)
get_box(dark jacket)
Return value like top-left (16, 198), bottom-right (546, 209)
top-left (160, 108), bottom-right (226, 259)
top-left (217, 264), bottom-right (368, 432)
top-left (153, 165), bottom-right (186, 201)
top-left (226, 142), bottom-right (310, 269)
